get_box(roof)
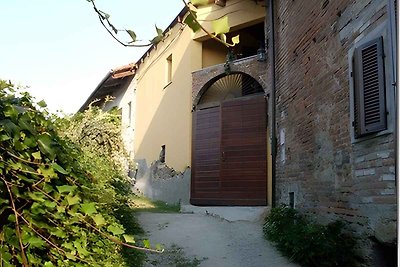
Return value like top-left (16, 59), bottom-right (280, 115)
top-left (78, 64), bottom-right (136, 112)
top-left (135, 6), bottom-right (188, 70)
top-left (79, 6), bottom-right (189, 113)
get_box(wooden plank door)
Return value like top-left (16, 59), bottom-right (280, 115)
top-left (191, 106), bottom-right (221, 205)
top-left (220, 95), bottom-right (267, 205)
top-left (191, 95), bottom-right (267, 206)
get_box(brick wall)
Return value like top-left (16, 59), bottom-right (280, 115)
top-left (192, 56), bottom-right (270, 102)
top-left (274, 0), bottom-right (396, 260)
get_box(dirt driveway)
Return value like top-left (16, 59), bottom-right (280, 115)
top-left (137, 212), bottom-right (298, 267)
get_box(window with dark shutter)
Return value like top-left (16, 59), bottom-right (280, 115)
top-left (353, 37), bottom-right (387, 138)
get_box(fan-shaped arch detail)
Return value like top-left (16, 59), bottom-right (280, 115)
top-left (197, 73), bottom-right (264, 108)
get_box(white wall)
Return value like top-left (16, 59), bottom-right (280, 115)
top-left (103, 77), bottom-right (136, 160)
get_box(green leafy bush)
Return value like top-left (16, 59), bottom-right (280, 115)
top-left (0, 81), bottom-right (145, 266)
top-left (263, 205), bottom-right (359, 267)
top-left (56, 105), bottom-right (132, 212)
top-left (57, 104), bottom-right (146, 266)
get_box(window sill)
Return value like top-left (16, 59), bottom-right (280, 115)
top-left (351, 128), bottom-right (393, 144)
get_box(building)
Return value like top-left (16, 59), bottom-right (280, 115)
top-left (124, 1), bottom-right (266, 205)
top-left (81, 0), bottom-right (397, 263)
top-left (79, 64), bottom-right (136, 160)
top-left (271, 0), bottom-right (397, 263)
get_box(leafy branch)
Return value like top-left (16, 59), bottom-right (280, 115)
top-left (1, 176), bottom-right (29, 267)
top-left (0, 81), bottom-right (158, 266)
top-left (87, 0), bottom-right (239, 48)
top-left (17, 213), bottom-right (93, 266)
top-left (87, 0), bottom-right (163, 47)
top-left (82, 218), bottom-right (163, 253)
top-left (32, 176), bottom-right (163, 254)
top-left (6, 151), bottom-right (45, 166)
top-left (182, 0), bottom-right (239, 47)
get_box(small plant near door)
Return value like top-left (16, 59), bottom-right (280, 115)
top-left (263, 205), bottom-right (360, 267)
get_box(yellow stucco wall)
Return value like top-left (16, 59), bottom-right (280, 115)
top-left (134, 1), bottom-right (265, 172)
top-left (134, 23), bottom-right (202, 171)
top-left (202, 39), bottom-right (227, 68)
top-left (198, 0), bottom-right (266, 68)
top-left (194, 0), bottom-right (266, 41)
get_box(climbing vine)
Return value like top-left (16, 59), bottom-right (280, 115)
top-left (0, 81), bottom-right (158, 266)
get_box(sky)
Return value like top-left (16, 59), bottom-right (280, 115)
top-left (0, 0), bottom-right (184, 114)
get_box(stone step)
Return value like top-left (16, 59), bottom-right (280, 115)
top-left (180, 205), bottom-right (271, 222)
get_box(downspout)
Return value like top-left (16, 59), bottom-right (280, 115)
top-left (267, 0), bottom-right (277, 207)
top-left (388, 0), bottom-right (398, 223)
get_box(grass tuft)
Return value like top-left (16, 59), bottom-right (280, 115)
top-left (130, 195), bottom-right (181, 213)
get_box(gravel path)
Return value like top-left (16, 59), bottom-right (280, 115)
top-left (137, 212), bottom-right (298, 267)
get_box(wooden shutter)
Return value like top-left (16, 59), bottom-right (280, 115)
top-left (353, 37), bottom-right (387, 137)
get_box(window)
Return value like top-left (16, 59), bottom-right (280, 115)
top-left (289, 192), bottom-right (295, 209)
top-left (159, 145), bottom-right (166, 163)
top-left (349, 20), bottom-right (396, 143)
top-left (353, 37), bottom-right (387, 138)
top-left (117, 108), bottom-right (122, 125)
top-left (127, 101), bottom-right (132, 127)
top-left (166, 54), bottom-right (172, 84)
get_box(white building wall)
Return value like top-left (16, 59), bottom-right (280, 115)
top-left (102, 77), bottom-right (136, 161)
top-left (120, 79), bottom-right (136, 161)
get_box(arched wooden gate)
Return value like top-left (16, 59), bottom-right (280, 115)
top-left (191, 73), bottom-right (267, 206)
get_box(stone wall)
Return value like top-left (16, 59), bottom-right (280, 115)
top-left (273, 0), bottom-right (396, 263)
top-left (134, 159), bottom-right (191, 205)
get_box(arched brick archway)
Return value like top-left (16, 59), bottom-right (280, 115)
top-left (191, 72), bottom-right (268, 206)
top-left (192, 57), bottom-right (269, 108)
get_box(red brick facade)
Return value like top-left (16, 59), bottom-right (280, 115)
top-left (192, 0), bottom-right (396, 263)
top-left (273, 0), bottom-right (396, 261)
top-left (192, 0), bottom-right (397, 265)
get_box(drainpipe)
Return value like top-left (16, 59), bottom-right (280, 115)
top-left (267, 0), bottom-right (277, 207)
